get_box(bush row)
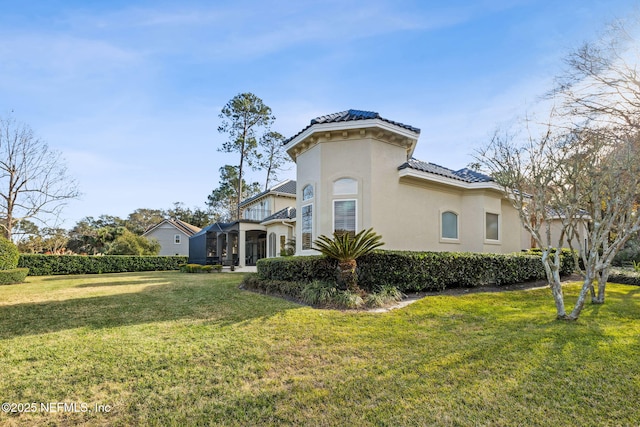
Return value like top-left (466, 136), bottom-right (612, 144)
top-left (257, 249), bottom-right (575, 293)
top-left (0, 268), bottom-right (30, 285)
top-left (608, 268), bottom-right (640, 286)
top-left (179, 264), bottom-right (223, 273)
top-left (18, 254), bottom-right (188, 276)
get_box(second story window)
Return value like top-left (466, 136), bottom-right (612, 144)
top-left (302, 184), bottom-right (314, 200)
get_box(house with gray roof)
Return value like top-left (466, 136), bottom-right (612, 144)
top-left (143, 219), bottom-right (201, 256)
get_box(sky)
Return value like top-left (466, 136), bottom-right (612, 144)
top-left (1, 0), bottom-right (637, 228)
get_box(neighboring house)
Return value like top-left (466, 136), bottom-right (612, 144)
top-left (143, 219), bottom-right (201, 256)
top-left (191, 109), bottom-right (577, 268)
top-left (188, 180), bottom-right (296, 266)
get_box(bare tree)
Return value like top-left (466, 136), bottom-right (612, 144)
top-left (477, 118), bottom-right (640, 320)
top-left (476, 17), bottom-right (640, 320)
top-left (0, 116), bottom-right (79, 241)
top-left (477, 123), bottom-right (574, 319)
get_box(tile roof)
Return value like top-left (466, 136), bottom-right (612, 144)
top-left (261, 207), bottom-right (296, 223)
top-left (238, 180), bottom-right (297, 207)
top-left (284, 109), bottom-right (420, 145)
top-left (398, 158), bottom-right (493, 183)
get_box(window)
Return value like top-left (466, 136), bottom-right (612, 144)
top-left (333, 178), bottom-right (357, 195)
top-left (302, 184), bottom-right (314, 200)
top-left (302, 204), bottom-right (313, 250)
top-left (441, 211), bottom-right (458, 239)
top-left (268, 233), bottom-right (276, 257)
top-left (486, 213), bottom-right (499, 241)
top-left (174, 234), bottom-right (181, 244)
top-left (334, 200), bottom-right (356, 236)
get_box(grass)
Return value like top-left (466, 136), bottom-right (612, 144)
top-left (0, 272), bottom-right (639, 426)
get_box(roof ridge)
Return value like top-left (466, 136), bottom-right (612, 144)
top-left (284, 109), bottom-right (420, 145)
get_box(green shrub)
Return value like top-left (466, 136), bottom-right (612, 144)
top-left (241, 274), bottom-right (306, 297)
top-left (0, 268), bottom-right (29, 285)
top-left (258, 250), bottom-right (576, 294)
top-left (609, 268), bottom-right (640, 286)
top-left (300, 281), bottom-right (337, 306)
top-left (333, 290), bottom-right (364, 309)
top-left (256, 256), bottom-right (337, 283)
top-left (178, 263), bottom-right (223, 273)
top-left (522, 248), bottom-right (576, 276)
top-left (0, 237), bottom-right (19, 270)
top-left (18, 254), bottom-right (187, 276)
top-left (365, 285), bottom-right (404, 308)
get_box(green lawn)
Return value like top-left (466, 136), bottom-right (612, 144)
top-left (0, 272), bottom-right (638, 426)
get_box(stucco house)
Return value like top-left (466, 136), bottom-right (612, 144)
top-left (190, 109), bottom-right (546, 268)
top-left (143, 219), bottom-right (201, 256)
top-left (284, 109), bottom-right (533, 255)
top-left (188, 180), bottom-right (296, 266)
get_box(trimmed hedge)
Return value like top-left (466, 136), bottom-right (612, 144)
top-left (18, 254), bottom-right (188, 276)
top-left (608, 268), bottom-right (640, 286)
top-left (0, 237), bottom-right (19, 270)
top-left (0, 268), bottom-right (29, 285)
top-left (257, 249), bottom-right (576, 293)
top-left (179, 264), bottom-right (223, 273)
top-left (257, 256), bottom-right (337, 283)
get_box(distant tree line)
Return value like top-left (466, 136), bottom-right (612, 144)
top-left (16, 203), bottom-right (216, 255)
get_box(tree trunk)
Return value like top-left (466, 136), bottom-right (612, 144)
top-left (337, 259), bottom-right (359, 293)
top-left (592, 268), bottom-right (608, 304)
top-left (542, 251), bottom-right (567, 319)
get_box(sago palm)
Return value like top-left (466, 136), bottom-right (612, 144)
top-left (313, 228), bottom-right (384, 292)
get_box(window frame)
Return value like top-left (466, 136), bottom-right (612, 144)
top-left (440, 210), bottom-right (460, 242)
top-left (485, 211), bottom-right (501, 243)
top-left (302, 184), bottom-right (314, 201)
top-left (174, 234), bottom-right (181, 244)
top-left (301, 203), bottom-right (313, 251)
top-left (333, 199), bottom-right (358, 236)
top-left (333, 178), bottom-right (358, 196)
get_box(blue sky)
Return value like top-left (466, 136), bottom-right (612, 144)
top-left (1, 0), bottom-right (637, 227)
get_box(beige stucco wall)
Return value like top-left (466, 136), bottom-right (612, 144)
top-left (241, 192), bottom-right (296, 221)
top-left (293, 128), bottom-right (531, 255)
top-left (264, 222), bottom-right (295, 257)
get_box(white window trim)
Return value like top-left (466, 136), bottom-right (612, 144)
top-left (174, 234), bottom-right (181, 244)
top-left (301, 202), bottom-right (314, 252)
top-left (302, 184), bottom-right (314, 201)
top-left (484, 211), bottom-right (501, 244)
top-left (440, 210), bottom-right (460, 243)
top-left (332, 199), bottom-right (358, 234)
top-left (333, 177), bottom-right (358, 196)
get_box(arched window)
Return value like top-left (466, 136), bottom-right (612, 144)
top-left (441, 211), bottom-right (458, 239)
top-left (302, 184), bottom-right (314, 201)
top-left (333, 178), bottom-right (357, 195)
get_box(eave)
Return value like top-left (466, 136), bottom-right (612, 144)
top-left (284, 119), bottom-right (420, 161)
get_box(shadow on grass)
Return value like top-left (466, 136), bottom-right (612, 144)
top-left (0, 279), bottom-right (299, 340)
top-left (74, 278), bottom-right (166, 288)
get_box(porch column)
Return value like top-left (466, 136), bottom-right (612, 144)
top-left (217, 233), bottom-right (224, 261)
top-left (226, 232), bottom-right (233, 266)
top-left (238, 230), bottom-right (246, 268)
